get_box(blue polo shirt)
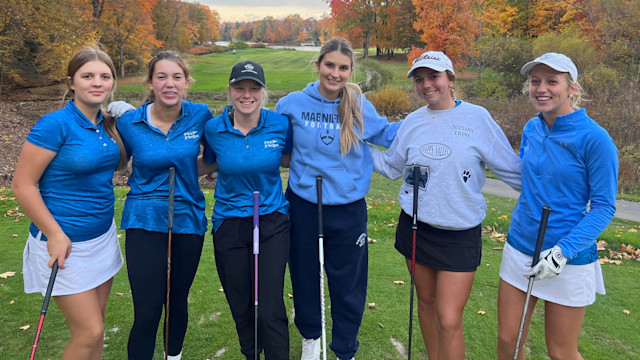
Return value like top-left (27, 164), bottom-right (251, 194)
top-left (26, 100), bottom-right (120, 242)
top-left (203, 105), bottom-right (291, 232)
top-left (117, 100), bottom-right (213, 235)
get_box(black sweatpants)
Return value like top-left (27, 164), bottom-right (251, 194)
top-left (125, 229), bottom-right (204, 359)
top-left (213, 211), bottom-right (290, 360)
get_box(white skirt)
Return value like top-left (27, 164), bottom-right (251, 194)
top-left (23, 220), bottom-right (123, 296)
top-left (499, 242), bottom-right (605, 307)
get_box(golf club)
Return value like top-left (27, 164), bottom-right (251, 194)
top-left (316, 176), bottom-right (327, 360)
top-left (253, 191), bottom-right (260, 360)
top-left (164, 167), bottom-right (176, 360)
top-left (408, 166), bottom-right (419, 360)
top-left (513, 205), bottom-right (551, 360)
top-left (30, 259), bottom-right (59, 360)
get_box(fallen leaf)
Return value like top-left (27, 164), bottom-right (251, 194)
top-left (288, 294), bottom-right (293, 298)
top-left (0, 271), bottom-right (16, 279)
top-left (623, 310), bottom-right (630, 315)
top-left (493, 247), bottom-right (503, 250)
top-left (499, 215), bottom-right (508, 220)
top-left (629, 229), bottom-right (637, 233)
top-left (20, 325), bottom-right (30, 331)
top-left (115, 292), bottom-right (124, 296)
top-left (117, 234), bottom-right (123, 239)
top-left (12, 234), bottom-right (18, 238)
top-left (218, 288), bottom-right (224, 292)
top-left (477, 310), bottom-right (486, 315)
top-left (393, 280), bottom-right (405, 285)
top-left (10, 300), bottom-right (14, 304)
top-left (378, 322), bottom-right (384, 328)
top-left (368, 238), bottom-right (376, 243)
top-left (367, 302), bottom-right (376, 308)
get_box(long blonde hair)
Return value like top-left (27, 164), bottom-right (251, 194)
top-left (65, 45), bottom-right (127, 171)
top-left (318, 38), bottom-right (364, 155)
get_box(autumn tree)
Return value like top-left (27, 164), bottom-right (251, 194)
top-left (373, 0), bottom-right (419, 57)
top-left (411, 0), bottom-right (479, 66)
top-left (567, 0), bottom-right (640, 83)
top-left (99, 0), bottom-right (161, 78)
top-left (152, 0), bottom-right (192, 51)
top-left (326, 0), bottom-right (378, 57)
top-left (0, 0), bottom-right (96, 91)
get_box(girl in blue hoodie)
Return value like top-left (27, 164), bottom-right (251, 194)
top-left (275, 38), bottom-right (400, 360)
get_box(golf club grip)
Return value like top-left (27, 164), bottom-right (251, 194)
top-left (253, 191), bottom-right (260, 255)
top-left (316, 177), bottom-right (323, 237)
top-left (531, 206), bottom-right (551, 267)
top-left (412, 166), bottom-right (419, 230)
top-left (41, 260), bottom-right (59, 313)
top-left (168, 167), bottom-right (176, 230)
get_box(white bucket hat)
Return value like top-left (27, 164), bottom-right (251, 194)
top-left (407, 51), bottom-right (454, 78)
top-left (520, 53), bottom-right (578, 81)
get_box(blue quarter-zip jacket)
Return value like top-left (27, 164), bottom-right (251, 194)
top-left (507, 109), bottom-right (618, 264)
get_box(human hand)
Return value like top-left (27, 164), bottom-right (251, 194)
top-left (524, 245), bottom-right (567, 280)
top-left (107, 101), bottom-right (135, 118)
top-left (46, 232), bottom-right (72, 269)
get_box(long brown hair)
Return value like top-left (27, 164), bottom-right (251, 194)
top-left (65, 46), bottom-right (127, 171)
top-left (145, 51), bottom-right (192, 103)
top-left (317, 38), bottom-right (364, 156)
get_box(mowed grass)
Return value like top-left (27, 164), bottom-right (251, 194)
top-left (1, 172), bottom-right (639, 359)
top-left (115, 48), bottom-right (412, 94)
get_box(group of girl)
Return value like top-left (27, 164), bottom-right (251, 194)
top-left (13, 37), bottom-right (617, 360)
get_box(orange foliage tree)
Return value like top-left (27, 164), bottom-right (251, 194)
top-left (99, 0), bottom-right (161, 78)
top-left (410, 0), bottom-right (479, 66)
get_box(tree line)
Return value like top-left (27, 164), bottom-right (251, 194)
top-left (1, 0), bottom-right (220, 90)
top-left (1, 0), bottom-right (639, 92)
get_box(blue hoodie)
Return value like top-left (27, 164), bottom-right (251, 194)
top-left (275, 81), bottom-right (401, 205)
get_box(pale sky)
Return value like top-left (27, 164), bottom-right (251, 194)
top-left (196, 1), bottom-right (330, 22)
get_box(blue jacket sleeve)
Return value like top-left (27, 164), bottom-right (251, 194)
top-left (557, 130), bottom-right (618, 259)
top-left (361, 97), bottom-right (402, 148)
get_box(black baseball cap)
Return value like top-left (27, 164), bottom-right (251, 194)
top-left (229, 61), bottom-right (266, 87)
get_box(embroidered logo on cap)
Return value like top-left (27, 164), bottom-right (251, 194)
top-left (242, 63), bottom-right (257, 74)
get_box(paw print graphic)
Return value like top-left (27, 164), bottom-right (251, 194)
top-left (462, 170), bottom-right (471, 183)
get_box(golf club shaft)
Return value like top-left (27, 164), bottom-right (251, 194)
top-left (165, 167), bottom-right (176, 360)
top-left (408, 166), bottom-right (419, 360)
top-left (30, 260), bottom-right (59, 360)
top-left (253, 191), bottom-right (259, 360)
top-left (316, 176), bottom-right (327, 360)
top-left (513, 205), bottom-right (551, 360)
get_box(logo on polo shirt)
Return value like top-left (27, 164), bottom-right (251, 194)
top-left (184, 130), bottom-right (199, 140)
top-left (264, 139), bottom-right (279, 148)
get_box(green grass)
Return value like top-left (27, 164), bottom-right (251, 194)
top-left (116, 48), bottom-right (416, 94)
top-left (1, 173), bottom-right (639, 359)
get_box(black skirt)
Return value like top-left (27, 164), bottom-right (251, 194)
top-left (395, 210), bottom-right (482, 272)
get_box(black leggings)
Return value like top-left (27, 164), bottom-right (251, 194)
top-left (125, 229), bottom-right (204, 359)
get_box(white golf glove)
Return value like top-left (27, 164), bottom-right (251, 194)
top-left (524, 245), bottom-right (567, 281)
top-left (107, 101), bottom-right (135, 118)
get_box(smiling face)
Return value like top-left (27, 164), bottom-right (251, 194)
top-left (412, 67), bottom-right (454, 110)
top-left (316, 50), bottom-right (352, 100)
top-left (147, 59), bottom-right (189, 108)
top-left (528, 64), bottom-right (576, 123)
top-left (69, 60), bottom-right (114, 116)
top-left (228, 79), bottom-right (264, 118)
